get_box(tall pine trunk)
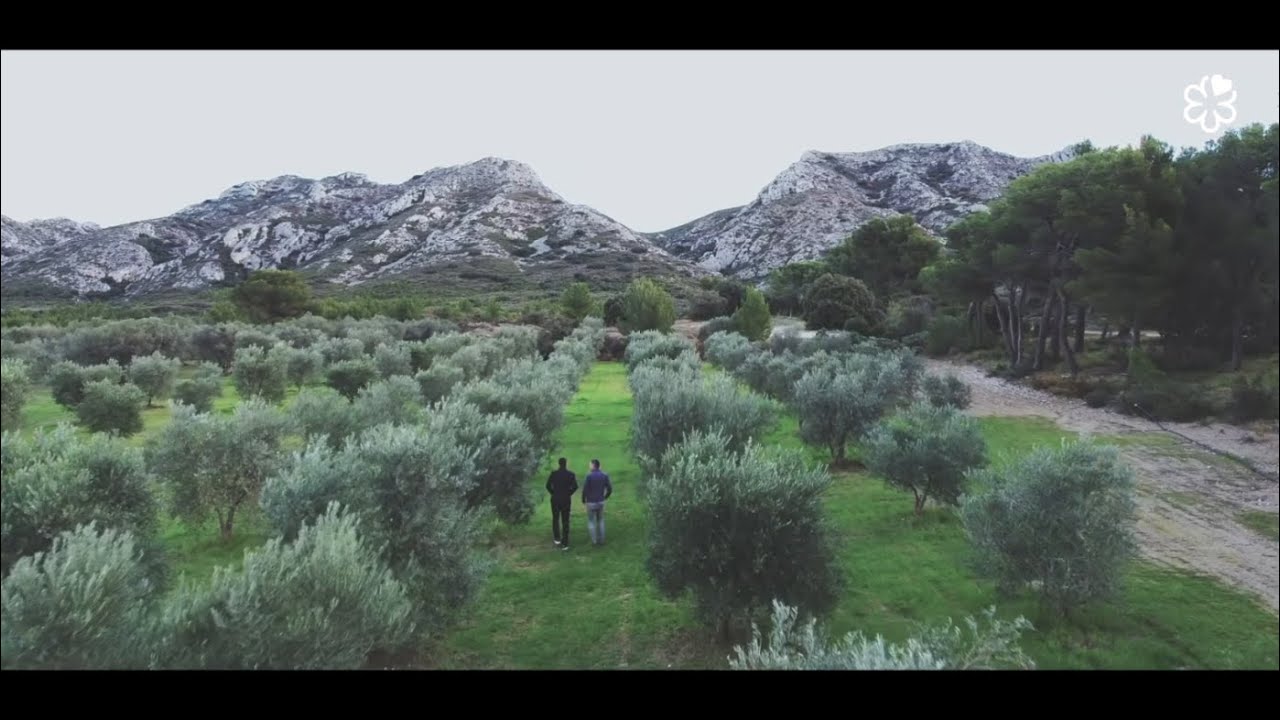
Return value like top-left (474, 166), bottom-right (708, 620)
top-left (1073, 305), bottom-right (1087, 354)
top-left (1058, 291), bottom-right (1079, 376)
top-left (1033, 291), bottom-right (1054, 371)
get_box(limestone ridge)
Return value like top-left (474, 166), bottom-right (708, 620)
top-left (646, 141), bottom-right (1076, 280)
top-left (1, 158), bottom-right (689, 297)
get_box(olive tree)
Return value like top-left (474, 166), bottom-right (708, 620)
top-left (793, 353), bottom-right (912, 462)
top-left (148, 400), bottom-right (288, 539)
top-left (425, 400), bottom-right (540, 524)
top-left (1, 524), bottom-right (157, 669)
top-left (1, 358), bottom-right (31, 429)
top-left (158, 504), bottom-right (413, 669)
top-left (128, 352), bottom-right (181, 407)
top-left (1, 426), bottom-right (157, 576)
top-left (232, 346), bottom-right (288, 403)
top-left (863, 403), bottom-right (987, 515)
top-left (728, 602), bottom-right (1034, 670)
top-left (326, 358), bottom-right (378, 400)
top-left (646, 432), bottom-right (841, 643)
top-left (922, 373), bottom-right (972, 410)
top-left (75, 381), bottom-right (146, 436)
top-left (960, 441), bottom-right (1138, 616)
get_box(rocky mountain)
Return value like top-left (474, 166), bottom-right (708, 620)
top-left (647, 140), bottom-right (1077, 280)
top-left (1, 158), bottom-right (700, 299)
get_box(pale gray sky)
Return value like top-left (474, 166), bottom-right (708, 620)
top-left (2, 50), bottom-right (1277, 233)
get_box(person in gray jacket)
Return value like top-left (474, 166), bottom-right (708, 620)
top-left (581, 459), bottom-right (613, 546)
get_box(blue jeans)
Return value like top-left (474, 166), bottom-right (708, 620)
top-left (586, 502), bottom-right (606, 545)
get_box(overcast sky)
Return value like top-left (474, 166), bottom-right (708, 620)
top-left (3, 50), bottom-right (1277, 233)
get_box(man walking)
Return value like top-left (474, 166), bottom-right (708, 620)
top-left (581, 459), bottom-right (613, 547)
top-left (546, 458), bottom-right (578, 550)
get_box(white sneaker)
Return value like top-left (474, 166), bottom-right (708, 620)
top-left (553, 540), bottom-right (562, 546)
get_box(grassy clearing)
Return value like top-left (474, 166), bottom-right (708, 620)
top-left (435, 362), bottom-right (1279, 669)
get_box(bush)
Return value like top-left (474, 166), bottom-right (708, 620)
top-left (453, 371), bottom-right (569, 452)
top-left (402, 318), bottom-right (458, 342)
top-left (793, 353), bottom-right (911, 462)
top-left (924, 315), bottom-right (969, 356)
top-left (128, 352), bottom-right (181, 407)
top-left (803, 274), bottom-right (879, 333)
top-left (1, 427), bottom-right (158, 576)
top-left (922, 373), bottom-right (972, 410)
top-left (316, 337), bottom-right (365, 365)
top-left (75, 380), bottom-right (145, 436)
top-left (159, 504), bottom-right (413, 669)
top-left (1084, 385), bottom-right (1116, 408)
top-left (149, 400), bottom-right (288, 539)
top-left (863, 403), bottom-right (987, 515)
top-left (352, 376), bottom-right (424, 428)
top-left (728, 602), bottom-right (1034, 670)
top-left (647, 433), bottom-right (841, 641)
top-left (886, 295), bottom-right (935, 338)
top-left (1, 524), bottom-right (157, 669)
top-left (49, 361), bottom-right (122, 409)
top-left (232, 346), bottom-right (288, 403)
top-left (1, 358), bottom-right (31, 429)
top-left (561, 282), bottom-right (597, 321)
top-left (697, 316), bottom-right (734, 342)
top-left (426, 400), bottom-right (540, 524)
top-left (732, 287), bottom-right (773, 342)
top-left (623, 330), bottom-right (695, 371)
top-left (288, 387), bottom-right (359, 450)
top-left (1121, 348), bottom-right (1214, 422)
top-left (262, 425), bottom-right (486, 636)
top-left (603, 294), bottom-right (625, 327)
top-left (704, 331), bottom-right (757, 372)
top-left (326, 358), bottom-right (378, 400)
top-left (283, 347), bottom-right (324, 388)
top-left (406, 333), bottom-right (471, 372)
top-left (233, 269), bottom-right (311, 323)
top-left (621, 278), bottom-right (676, 333)
top-left (961, 441), bottom-right (1137, 616)
top-left (172, 375), bottom-right (223, 413)
top-left (630, 367), bottom-right (778, 473)
top-left (232, 328), bottom-right (278, 351)
top-left (1228, 374), bottom-right (1278, 422)
top-left (415, 363), bottom-right (465, 404)
top-left (372, 343), bottom-right (412, 379)
top-left (190, 325), bottom-right (237, 369)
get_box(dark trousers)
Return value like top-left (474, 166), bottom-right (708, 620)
top-left (551, 501), bottom-right (571, 545)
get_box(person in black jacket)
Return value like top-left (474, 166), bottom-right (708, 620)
top-left (546, 457), bottom-right (578, 550)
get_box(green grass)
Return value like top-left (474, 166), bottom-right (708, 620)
top-left (435, 362), bottom-right (1279, 669)
top-left (159, 508), bottom-right (272, 586)
top-left (1239, 511), bottom-right (1280, 543)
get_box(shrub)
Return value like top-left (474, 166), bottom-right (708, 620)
top-left (1, 358), bottom-right (31, 429)
top-left (886, 295), bottom-right (935, 338)
top-left (159, 505), bottom-right (413, 669)
top-left (1, 427), bottom-right (158, 576)
top-left (232, 328), bottom-right (278, 351)
top-left (630, 367), bottom-right (778, 472)
top-left (1, 524), bottom-right (156, 669)
top-left (728, 602), bottom-right (1034, 670)
top-left (415, 363), bottom-right (466, 404)
top-left (232, 346), bottom-right (287, 403)
top-left (646, 433), bottom-right (840, 642)
top-left (372, 343), bottom-right (412, 379)
top-left (326, 358), bottom-right (378, 400)
top-left (961, 441), bottom-right (1137, 616)
top-left (128, 352), bottom-right (181, 407)
top-left (352, 376), bottom-right (424, 428)
top-left (863, 403), bottom-right (987, 515)
top-left (621, 278), bottom-right (676, 333)
top-left (561, 282), bottom-right (597, 321)
top-left (189, 325), bottom-right (237, 369)
top-left (687, 290), bottom-right (728, 321)
top-left (924, 315), bottom-right (969, 356)
top-left (232, 269), bottom-right (311, 323)
top-left (697, 316), bottom-right (735, 343)
top-left (454, 372), bottom-right (569, 452)
top-left (283, 347), bottom-right (324, 388)
top-left (732, 287), bottom-right (773, 342)
top-left (316, 337), bottom-right (365, 365)
top-left (406, 333), bottom-right (471, 372)
top-left (793, 354), bottom-right (911, 462)
top-left (703, 331), bottom-right (757, 372)
top-left (1228, 374), bottom-right (1278, 422)
top-left (288, 387), bottom-right (359, 450)
top-left (148, 400), bottom-right (288, 539)
top-left (402, 318), bottom-right (458, 342)
top-left (426, 400), bottom-right (540, 524)
top-left (803, 274), bottom-right (879, 333)
top-left (623, 330), bottom-right (694, 371)
top-left (922, 373), bottom-right (972, 410)
top-left (603, 294), bottom-right (625, 326)
top-left (75, 381), bottom-right (145, 436)
top-left (1084, 384), bottom-right (1116, 408)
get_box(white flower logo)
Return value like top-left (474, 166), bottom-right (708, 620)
top-left (1183, 74), bottom-right (1237, 134)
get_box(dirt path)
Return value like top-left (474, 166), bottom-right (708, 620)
top-left (927, 359), bottom-right (1279, 613)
